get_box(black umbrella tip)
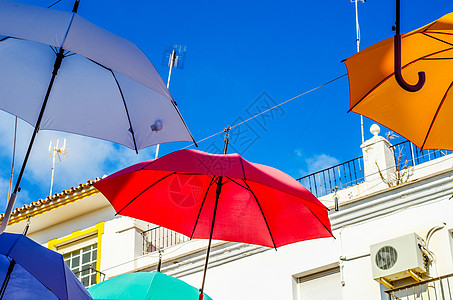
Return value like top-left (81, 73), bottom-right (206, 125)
top-left (72, 0), bottom-right (80, 13)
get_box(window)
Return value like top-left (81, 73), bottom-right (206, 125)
top-left (48, 222), bottom-right (104, 288)
top-left (298, 267), bottom-right (343, 300)
top-left (63, 241), bottom-right (98, 287)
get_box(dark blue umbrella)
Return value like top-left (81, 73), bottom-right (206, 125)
top-left (0, 232), bottom-right (92, 300)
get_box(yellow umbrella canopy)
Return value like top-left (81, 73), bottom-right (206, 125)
top-left (344, 12), bottom-right (453, 150)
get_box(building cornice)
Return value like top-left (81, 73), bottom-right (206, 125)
top-left (136, 241), bottom-right (269, 278)
top-left (329, 167), bottom-right (453, 231)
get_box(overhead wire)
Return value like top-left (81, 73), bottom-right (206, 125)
top-left (40, 1), bottom-right (349, 155)
top-left (182, 73), bottom-right (348, 150)
top-left (47, 0), bottom-right (63, 8)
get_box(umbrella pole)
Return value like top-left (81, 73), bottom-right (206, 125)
top-left (0, 48), bottom-right (66, 235)
top-left (199, 176), bottom-right (222, 300)
top-left (0, 0), bottom-right (81, 235)
top-left (157, 249), bottom-right (162, 272)
top-left (0, 259), bottom-right (16, 299)
top-left (199, 130), bottom-right (229, 299)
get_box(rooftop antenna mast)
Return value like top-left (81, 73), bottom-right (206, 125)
top-left (48, 139), bottom-right (68, 196)
top-left (352, 0), bottom-right (366, 144)
top-left (155, 44), bottom-right (187, 159)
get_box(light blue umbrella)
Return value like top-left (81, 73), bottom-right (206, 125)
top-left (88, 272), bottom-right (212, 300)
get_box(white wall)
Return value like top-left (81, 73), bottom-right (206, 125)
top-left (172, 169), bottom-right (453, 300)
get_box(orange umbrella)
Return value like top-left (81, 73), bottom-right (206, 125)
top-left (344, 11), bottom-right (453, 150)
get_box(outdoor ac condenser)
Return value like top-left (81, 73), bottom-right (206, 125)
top-left (370, 233), bottom-right (427, 285)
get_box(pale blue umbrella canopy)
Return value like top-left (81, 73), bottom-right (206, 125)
top-left (0, 0), bottom-right (195, 234)
top-left (0, 0), bottom-right (194, 151)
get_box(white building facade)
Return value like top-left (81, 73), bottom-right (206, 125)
top-left (2, 124), bottom-right (453, 299)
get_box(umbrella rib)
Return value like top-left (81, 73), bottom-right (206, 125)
top-left (86, 58), bottom-right (194, 150)
top-left (422, 32), bottom-right (453, 47)
top-left (243, 179), bottom-right (334, 241)
top-left (115, 172), bottom-right (177, 216)
top-left (239, 157), bottom-right (247, 180)
top-left (92, 56), bottom-right (197, 149)
top-left (5, 235), bottom-right (21, 256)
top-left (171, 102), bottom-right (198, 147)
top-left (241, 179), bottom-right (277, 250)
top-left (422, 20), bottom-right (439, 32)
top-left (60, 10), bottom-right (76, 48)
top-left (88, 56), bottom-right (196, 150)
top-left (421, 81), bottom-right (453, 149)
top-left (138, 157), bottom-right (164, 170)
top-left (0, 238), bottom-right (20, 298)
top-left (349, 47), bottom-right (453, 112)
top-left (0, 258), bottom-right (16, 299)
top-left (110, 70), bottom-right (139, 153)
top-left (417, 47), bottom-right (453, 61)
top-left (349, 74), bottom-right (394, 112)
top-left (60, 257), bottom-right (68, 300)
top-left (84, 58), bottom-right (139, 153)
top-left (190, 176), bottom-right (217, 239)
top-left (49, 45), bottom-right (58, 55)
top-left (423, 57), bottom-right (453, 60)
top-left (64, 52), bottom-right (77, 58)
top-left (226, 177), bottom-right (249, 190)
top-left (87, 58), bottom-right (109, 70)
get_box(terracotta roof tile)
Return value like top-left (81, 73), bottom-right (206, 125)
top-left (0, 177), bottom-right (103, 221)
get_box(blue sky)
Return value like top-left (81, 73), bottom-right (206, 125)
top-left (0, 0), bottom-right (452, 210)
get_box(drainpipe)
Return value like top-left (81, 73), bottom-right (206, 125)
top-left (423, 223), bottom-right (447, 277)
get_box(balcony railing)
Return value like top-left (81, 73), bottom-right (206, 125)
top-left (391, 140), bottom-right (452, 170)
top-left (73, 267), bottom-right (106, 286)
top-left (142, 226), bottom-right (190, 255)
top-left (385, 273), bottom-right (453, 300)
top-left (297, 156), bottom-right (364, 198)
top-left (297, 141), bottom-right (452, 198)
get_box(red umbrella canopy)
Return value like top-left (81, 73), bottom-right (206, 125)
top-left (94, 149), bottom-right (333, 248)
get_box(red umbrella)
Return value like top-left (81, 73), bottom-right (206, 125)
top-left (94, 148), bottom-right (332, 298)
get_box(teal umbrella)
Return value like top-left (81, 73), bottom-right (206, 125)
top-left (87, 272), bottom-right (212, 300)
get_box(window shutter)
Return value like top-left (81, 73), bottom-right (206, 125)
top-left (298, 268), bottom-right (343, 300)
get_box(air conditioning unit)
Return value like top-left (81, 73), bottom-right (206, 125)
top-left (370, 233), bottom-right (427, 287)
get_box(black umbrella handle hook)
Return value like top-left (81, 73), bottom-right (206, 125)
top-left (394, 0), bottom-right (425, 92)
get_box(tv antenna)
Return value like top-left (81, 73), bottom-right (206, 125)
top-left (155, 43), bottom-right (187, 159)
top-left (48, 139), bottom-right (68, 196)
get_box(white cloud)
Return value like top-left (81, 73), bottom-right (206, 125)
top-left (292, 149), bottom-right (340, 178)
top-left (0, 111), bottom-right (158, 206)
top-left (294, 149), bottom-right (303, 157)
top-left (0, 173), bottom-right (32, 211)
top-left (305, 154), bottom-right (340, 174)
top-left (0, 175), bottom-right (10, 208)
